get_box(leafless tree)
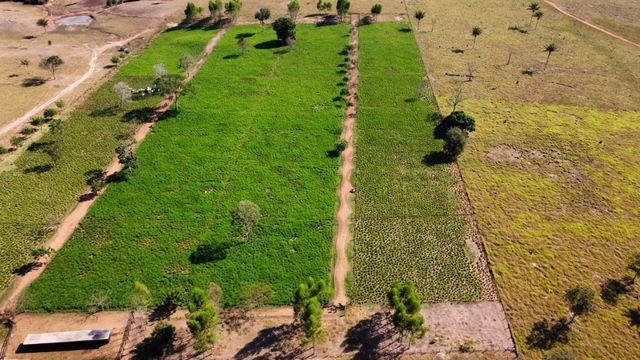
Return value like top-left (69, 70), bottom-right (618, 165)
top-left (450, 84), bottom-right (464, 111)
top-left (466, 63), bottom-right (475, 82)
top-left (113, 81), bottom-right (132, 109)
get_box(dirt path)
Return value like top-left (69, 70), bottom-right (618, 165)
top-left (540, 0), bottom-right (640, 49)
top-left (0, 30), bottom-right (152, 139)
top-left (332, 19), bottom-right (359, 306)
top-left (0, 28), bottom-right (228, 314)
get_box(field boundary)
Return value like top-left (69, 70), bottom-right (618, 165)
top-left (0, 27), bottom-right (229, 314)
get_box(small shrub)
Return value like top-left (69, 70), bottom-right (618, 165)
top-left (231, 200), bottom-right (262, 240)
top-left (272, 17), bottom-right (296, 42)
top-left (335, 140), bottom-right (347, 153)
top-left (30, 117), bottom-right (46, 126)
top-left (443, 127), bottom-right (467, 160)
top-left (55, 100), bottom-right (64, 109)
top-left (0, 146), bottom-right (8, 155)
top-left (43, 108), bottom-right (58, 120)
top-left (435, 110), bottom-right (476, 138)
top-left (30, 247), bottom-right (52, 260)
top-left (10, 136), bottom-right (25, 147)
top-left (20, 127), bottom-right (37, 135)
top-left (111, 56), bottom-right (121, 64)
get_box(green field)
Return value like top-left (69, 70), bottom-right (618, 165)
top-left (0, 27), bottom-right (216, 300)
top-left (350, 23), bottom-right (483, 303)
top-left (22, 24), bottom-right (350, 311)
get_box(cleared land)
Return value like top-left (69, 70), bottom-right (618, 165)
top-left (0, 27), bottom-right (215, 302)
top-left (350, 22), bottom-right (483, 304)
top-left (409, 0), bottom-right (640, 357)
top-left (22, 24), bottom-right (351, 311)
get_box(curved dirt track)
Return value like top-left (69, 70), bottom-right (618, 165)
top-left (0, 30), bottom-right (152, 139)
top-left (332, 20), bottom-right (359, 306)
top-left (540, 0), bottom-right (640, 49)
top-left (0, 28), bottom-right (228, 313)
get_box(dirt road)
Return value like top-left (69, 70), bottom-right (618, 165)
top-left (0, 28), bottom-right (228, 313)
top-left (0, 30), bottom-right (151, 139)
top-left (332, 19), bottom-right (359, 306)
top-left (540, 0), bottom-right (640, 49)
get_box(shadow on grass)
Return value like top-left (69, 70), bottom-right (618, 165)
top-left (624, 307), bottom-right (640, 330)
top-left (235, 32), bottom-right (255, 39)
top-left (422, 151), bottom-right (450, 166)
top-left (90, 105), bottom-right (119, 118)
top-left (22, 77), bottom-right (47, 87)
top-left (600, 278), bottom-right (633, 305)
top-left (27, 141), bottom-right (54, 152)
top-left (254, 40), bottom-right (284, 50)
top-left (398, 27), bottom-right (412, 33)
top-left (23, 164), bottom-right (53, 174)
top-left (234, 323), bottom-right (302, 360)
top-left (12, 261), bottom-right (42, 276)
top-left (223, 54), bottom-right (241, 60)
top-left (525, 317), bottom-right (571, 350)
top-left (122, 107), bottom-right (155, 124)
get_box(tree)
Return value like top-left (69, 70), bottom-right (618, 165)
top-left (317, 0), bottom-right (331, 13)
top-left (528, 2), bottom-right (541, 25)
top-left (110, 55), bottom-right (120, 65)
top-left (43, 108), bottom-right (58, 120)
top-left (113, 81), bottom-right (131, 109)
top-left (231, 200), bottom-right (261, 240)
top-left (287, 0), bottom-right (300, 20)
top-left (225, 0), bottom-right (242, 21)
top-left (450, 84), bottom-right (464, 111)
top-left (36, 18), bottom-right (48, 33)
top-left (471, 26), bottom-right (482, 49)
top-left (254, 8), bottom-right (271, 26)
top-left (627, 251), bottom-right (640, 283)
top-left (184, 2), bottom-right (200, 22)
top-left (131, 281), bottom-right (152, 311)
top-left (544, 42), bottom-right (557, 70)
top-left (40, 56), bottom-right (63, 80)
top-left (87, 170), bottom-right (106, 194)
top-left (370, 3), bottom-right (382, 21)
top-left (154, 63), bottom-right (168, 79)
top-left (31, 247), bottom-right (53, 260)
top-left (187, 287), bottom-right (220, 353)
top-left (237, 38), bottom-right (249, 54)
top-left (180, 54), bottom-right (195, 72)
top-left (300, 296), bottom-right (324, 353)
top-left (436, 110), bottom-right (476, 137)
top-left (414, 10), bottom-right (425, 30)
top-left (443, 127), bottom-right (468, 160)
top-left (208, 0), bottom-right (223, 21)
top-left (293, 277), bottom-right (332, 321)
top-left (387, 282), bottom-right (427, 344)
top-left (273, 17), bottom-right (296, 43)
top-left (117, 142), bottom-right (138, 171)
top-left (336, 0), bottom-right (350, 21)
top-left (534, 11), bottom-right (544, 29)
top-left (565, 286), bottom-right (595, 322)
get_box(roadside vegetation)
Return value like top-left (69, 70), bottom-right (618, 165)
top-left (0, 27), bottom-right (215, 300)
top-left (22, 24), bottom-right (351, 311)
top-left (410, 0), bottom-right (640, 357)
top-left (351, 22), bottom-right (483, 303)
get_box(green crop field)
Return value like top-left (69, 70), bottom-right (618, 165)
top-left (0, 27), bottom-right (215, 300)
top-left (350, 22), bottom-right (483, 304)
top-left (22, 24), bottom-right (351, 311)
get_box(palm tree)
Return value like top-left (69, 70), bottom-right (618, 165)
top-left (414, 10), bottom-right (425, 30)
top-left (471, 27), bottom-right (482, 49)
top-left (36, 18), bottom-right (48, 33)
top-left (534, 11), bottom-right (544, 29)
top-left (528, 2), bottom-right (541, 25)
top-left (544, 42), bottom-right (557, 70)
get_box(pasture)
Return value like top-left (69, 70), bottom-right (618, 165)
top-left (409, 0), bottom-right (640, 357)
top-left (22, 24), bottom-right (351, 311)
top-left (0, 27), bottom-right (215, 301)
top-left (350, 22), bottom-right (483, 304)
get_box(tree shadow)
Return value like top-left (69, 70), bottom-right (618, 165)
top-left (624, 308), bottom-right (640, 330)
top-left (27, 141), bottom-right (54, 152)
top-left (525, 318), bottom-right (571, 350)
top-left (398, 27), bottom-right (412, 33)
top-left (12, 261), bottom-right (42, 276)
top-left (342, 312), bottom-right (406, 359)
top-left (254, 40), bottom-right (284, 50)
top-left (122, 107), bottom-right (155, 124)
top-left (103, 64), bottom-right (117, 69)
top-left (422, 151), bottom-right (450, 166)
top-left (22, 77), bottom-right (47, 87)
top-left (600, 278), bottom-right (632, 305)
top-left (132, 335), bottom-right (173, 359)
top-left (149, 304), bottom-right (176, 322)
top-left (236, 32), bottom-right (255, 39)
top-left (90, 105), bottom-right (119, 118)
top-left (23, 35), bottom-right (37, 40)
top-left (234, 323), bottom-right (302, 360)
top-left (316, 15), bottom-right (339, 27)
top-left (23, 164), bottom-right (53, 174)
top-left (223, 54), bottom-right (241, 60)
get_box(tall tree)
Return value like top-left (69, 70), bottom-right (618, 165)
top-left (287, 0), bottom-right (300, 20)
top-left (544, 42), bottom-right (557, 70)
top-left (300, 297), bottom-right (324, 354)
top-left (225, 0), bottom-right (242, 21)
top-left (272, 17), bottom-right (296, 43)
top-left (528, 2), bottom-right (541, 25)
top-left (208, 0), bottom-right (223, 21)
top-left (36, 18), bottom-right (48, 33)
top-left (293, 277), bottom-right (332, 321)
top-left (471, 26), bottom-right (482, 49)
top-left (184, 2), bottom-right (201, 22)
top-left (40, 56), bottom-right (63, 80)
top-left (387, 282), bottom-right (427, 344)
top-left (336, 0), bottom-right (350, 21)
top-left (370, 3), bottom-right (382, 21)
top-left (533, 10), bottom-right (544, 29)
top-left (414, 10), bottom-right (425, 30)
top-left (187, 287), bottom-right (220, 353)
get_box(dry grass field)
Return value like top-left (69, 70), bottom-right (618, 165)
top-left (407, 0), bottom-right (640, 358)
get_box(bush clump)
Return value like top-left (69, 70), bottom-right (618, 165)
top-left (272, 17), bottom-right (296, 43)
top-left (435, 110), bottom-right (475, 138)
top-left (443, 127), bottom-right (467, 160)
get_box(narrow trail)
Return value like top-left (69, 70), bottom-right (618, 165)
top-left (0, 28), bottom-right (228, 313)
top-left (332, 19), bottom-right (359, 306)
top-left (0, 30), bottom-right (153, 139)
top-left (540, 0), bottom-right (640, 49)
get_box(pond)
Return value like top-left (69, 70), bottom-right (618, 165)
top-left (55, 15), bottom-right (93, 26)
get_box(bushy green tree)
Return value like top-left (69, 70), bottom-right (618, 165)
top-left (565, 286), bottom-right (595, 321)
top-left (225, 0), bottom-right (242, 21)
top-left (132, 281), bottom-right (152, 310)
top-left (287, 0), bottom-right (300, 20)
top-left (370, 3), bottom-right (382, 21)
top-left (231, 200), bottom-right (261, 240)
top-left (300, 297), bottom-right (324, 350)
top-left (317, 0), bottom-right (331, 13)
top-left (209, 0), bottom-right (223, 20)
top-left (40, 56), bottom-right (63, 80)
top-left (336, 0), bottom-right (350, 20)
top-left (184, 2), bottom-right (202, 22)
top-left (187, 287), bottom-right (220, 353)
top-left (272, 17), bottom-right (296, 42)
top-left (436, 110), bottom-right (476, 137)
top-left (293, 277), bottom-right (332, 320)
top-left (254, 8), bottom-right (271, 25)
top-left (387, 282), bottom-right (427, 343)
top-left (443, 127), bottom-right (467, 160)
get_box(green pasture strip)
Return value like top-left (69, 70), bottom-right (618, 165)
top-left (351, 22), bottom-right (482, 303)
top-left (23, 24), bottom-right (350, 311)
top-left (0, 27), bottom-right (215, 298)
